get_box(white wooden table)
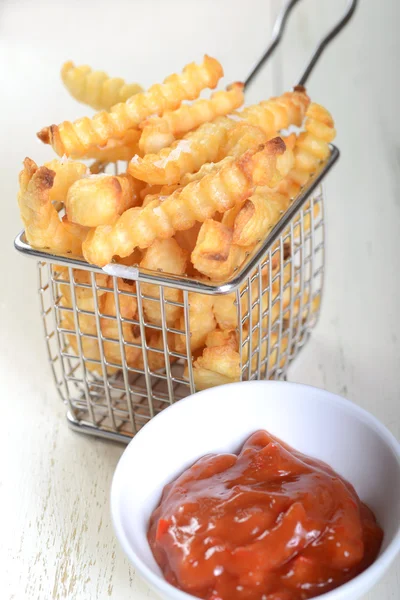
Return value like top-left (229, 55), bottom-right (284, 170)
top-left (1, 0), bottom-right (399, 598)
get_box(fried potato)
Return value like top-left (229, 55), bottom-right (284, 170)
top-left (129, 89), bottom-right (308, 185)
top-left (191, 329), bottom-right (289, 390)
top-left (59, 267), bottom-right (109, 322)
top-left (276, 103), bottom-right (336, 199)
top-left (58, 268), bottom-right (113, 374)
top-left (44, 158), bottom-right (89, 203)
top-left (222, 123), bottom-right (268, 158)
top-left (61, 314), bottom-right (105, 374)
top-left (140, 238), bottom-right (188, 326)
top-left (141, 184), bottom-right (180, 207)
top-left (130, 122), bottom-right (268, 189)
top-left (38, 56), bottom-right (223, 157)
top-left (59, 268), bottom-right (143, 370)
top-left (191, 220), bottom-right (247, 281)
top-left (83, 138), bottom-right (288, 266)
top-left (129, 119), bottom-right (231, 185)
top-left (66, 172), bottom-right (142, 227)
top-left (101, 279), bottom-right (141, 367)
top-left (175, 292), bottom-right (216, 353)
top-left (174, 222), bottom-right (201, 254)
top-left (134, 329), bottom-right (178, 372)
top-left (138, 82), bottom-right (244, 155)
top-left (61, 61), bottom-right (143, 111)
top-left (61, 215), bottom-right (91, 242)
top-left (71, 128), bottom-right (141, 163)
top-left (232, 88), bottom-right (310, 134)
top-left (212, 264), bottom-right (290, 330)
top-left (18, 158), bottom-right (85, 255)
top-left (232, 189), bottom-right (290, 246)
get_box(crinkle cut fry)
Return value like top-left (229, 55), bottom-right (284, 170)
top-left (191, 329), bottom-right (289, 390)
top-left (18, 158), bottom-right (87, 255)
top-left (190, 137), bottom-right (294, 280)
top-left (191, 219), bottom-right (247, 281)
top-left (276, 102), bottom-right (336, 199)
top-left (38, 55), bottom-right (223, 157)
top-left (61, 61), bottom-right (143, 111)
top-left (70, 129), bottom-right (141, 163)
top-left (217, 106), bottom-right (335, 258)
top-left (44, 159), bottom-right (89, 203)
top-left (139, 238), bottom-right (188, 327)
top-left (83, 137), bottom-right (287, 266)
top-left (233, 88), bottom-right (310, 134)
top-left (175, 292), bottom-right (216, 352)
top-left (66, 172), bottom-right (143, 227)
top-left (273, 103), bottom-right (336, 237)
top-left (138, 82), bottom-right (245, 155)
top-left (232, 189), bottom-right (291, 247)
top-left (129, 89), bottom-right (309, 186)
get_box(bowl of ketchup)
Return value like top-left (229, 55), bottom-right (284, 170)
top-left (111, 381), bottom-right (400, 600)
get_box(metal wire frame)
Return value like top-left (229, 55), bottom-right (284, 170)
top-left (30, 170), bottom-right (326, 444)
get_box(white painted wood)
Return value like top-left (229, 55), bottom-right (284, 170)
top-left (0, 0), bottom-right (398, 598)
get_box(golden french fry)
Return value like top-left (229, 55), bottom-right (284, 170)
top-left (176, 292), bottom-right (216, 353)
top-left (174, 222), bottom-right (201, 254)
top-left (58, 268), bottom-right (112, 374)
top-left (44, 158), bottom-right (89, 203)
top-left (18, 158), bottom-right (85, 255)
top-left (221, 122), bottom-right (268, 158)
top-left (140, 238), bottom-right (188, 326)
top-left (101, 279), bottom-right (141, 367)
top-left (191, 219), bottom-right (247, 281)
top-left (129, 89), bottom-right (308, 185)
top-left (38, 56), bottom-right (223, 157)
top-left (83, 138), bottom-right (287, 266)
top-left (276, 103), bottom-right (336, 199)
top-left (212, 264), bottom-right (290, 329)
top-left (61, 61), bottom-right (143, 111)
top-left (129, 122), bottom-right (268, 187)
top-left (70, 128), bottom-right (141, 163)
top-left (191, 329), bottom-right (289, 390)
top-left (138, 82), bottom-right (244, 155)
top-left (66, 172), bottom-right (142, 226)
top-left (129, 119), bottom-right (231, 185)
top-left (229, 89), bottom-right (309, 133)
top-left (133, 329), bottom-right (178, 372)
top-left (141, 184), bottom-right (181, 207)
top-left (232, 189), bottom-right (290, 246)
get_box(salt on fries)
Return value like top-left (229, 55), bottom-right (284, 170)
top-left (18, 55), bottom-right (335, 388)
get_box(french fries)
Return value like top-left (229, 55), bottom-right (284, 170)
top-left (191, 220), bottom-right (247, 281)
top-left (82, 138), bottom-right (288, 266)
top-left (66, 172), bottom-right (142, 227)
top-left (139, 238), bottom-right (188, 326)
top-left (19, 55), bottom-right (335, 392)
top-left (18, 158), bottom-right (84, 255)
top-left (70, 129), bottom-right (141, 163)
top-left (61, 61), bottom-right (143, 110)
top-left (190, 329), bottom-right (289, 390)
top-left (138, 82), bottom-right (245, 155)
top-left (38, 55), bottom-right (223, 157)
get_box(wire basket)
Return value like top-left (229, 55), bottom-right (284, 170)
top-left (14, 0), bottom-right (358, 442)
top-left (15, 147), bottom-right (338, 443)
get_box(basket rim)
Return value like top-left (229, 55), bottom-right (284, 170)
top-left (14, 145), bottom-right (339, 295)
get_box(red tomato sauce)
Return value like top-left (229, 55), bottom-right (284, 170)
top-left (148, 430), bottom-right (383, 600)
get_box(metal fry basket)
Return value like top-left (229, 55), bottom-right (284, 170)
top-left (14, 1), bottom-right (356, 443)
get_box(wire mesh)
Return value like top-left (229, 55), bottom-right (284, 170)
top-left (35, 181), bottom-right (325, 443)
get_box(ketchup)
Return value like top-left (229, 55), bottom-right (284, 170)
top-left (148, 430), bottom-right (383, 600)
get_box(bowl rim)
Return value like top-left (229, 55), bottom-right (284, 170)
top-left (111, 380), bottom-right (400, 600)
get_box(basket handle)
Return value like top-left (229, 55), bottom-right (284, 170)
top-left (244, 0), bottom-right (358, 90)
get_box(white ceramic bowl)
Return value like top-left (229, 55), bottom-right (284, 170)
top-left (111, 381), bottom-right (400, 600)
